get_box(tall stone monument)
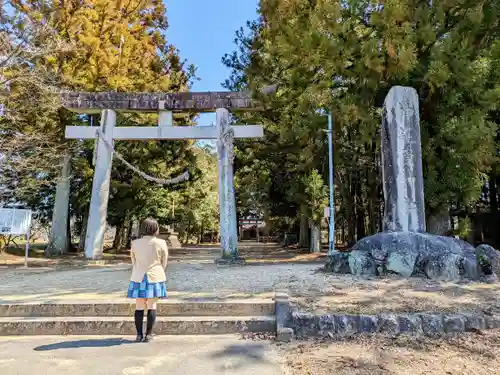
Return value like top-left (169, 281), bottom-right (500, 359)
top-left (326, 85), bottom-right (488, 282)
top-left (381, 86), bottom-right (426, 232)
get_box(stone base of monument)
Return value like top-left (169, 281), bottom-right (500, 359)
top-left (325, 231), bottom-right (499, 282)
top-left (86, 259), bottom-right (107, 266)
top-left (158, 231), bottom-right (182, 249)
top-left (215, 257), bottom-right (246, 266)
top-left (167, 232), bottom-right (182, 249)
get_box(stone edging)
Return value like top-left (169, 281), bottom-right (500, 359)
top-left (274, 292), bottom-right (500, 341)
top-left (275, 291), bottom-right (295, 342)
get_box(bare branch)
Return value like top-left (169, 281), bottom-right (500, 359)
top-left (0, 0), bottom-right (76, 204)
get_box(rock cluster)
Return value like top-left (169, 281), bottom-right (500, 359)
top-left (326, 232), bottom-right (498, 281)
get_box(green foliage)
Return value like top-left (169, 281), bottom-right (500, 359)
top-left (170, 147), bottom-right (219, 243)
top-left (1, 0), bottom-right (217, 249)
top-left (0, 0), bottom-right (70, 203)
top-left (303, 169), bottom-right (328, 224)
top-left (225, 0), bottom-right (500, 244)
top-left (454, 217), bottom-right (471, 240)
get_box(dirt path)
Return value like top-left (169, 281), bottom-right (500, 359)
top-left (293, 274), bottom-right (500, 315)
top-left (278, 330), bottom-right (500, 375)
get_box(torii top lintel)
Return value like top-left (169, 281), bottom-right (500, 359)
top-left (60, 91), bottom-right (261, 114)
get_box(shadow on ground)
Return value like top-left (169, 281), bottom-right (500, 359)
top-left (209, 342), bottom-right (272, 371)
top-left (33, 338), bottom-right (135, 351)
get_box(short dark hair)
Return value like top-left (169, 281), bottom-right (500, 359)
top-left (140, 218), bottom-right (159, 237)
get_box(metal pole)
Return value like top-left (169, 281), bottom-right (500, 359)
top-left (24, 211), bottom-right (32, 268)
top-left (327, 113), bottom-right (335, 253)
top-left (24, 231), bottom-right (30, 268)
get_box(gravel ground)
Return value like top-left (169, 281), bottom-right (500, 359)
top-left (1, 260), bottom-right (499, 314)
top-left (277, 330), bottom-right (500, 375)
top-left (0, 262), bottom-right (327, 302)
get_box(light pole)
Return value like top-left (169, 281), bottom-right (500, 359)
top-left (327, 112), bottom-right (335, 253)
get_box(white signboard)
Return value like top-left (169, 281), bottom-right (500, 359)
top-left (0, 208), bottom-right (32, 235)
top-left (0, 208), bottom-right (32, 267)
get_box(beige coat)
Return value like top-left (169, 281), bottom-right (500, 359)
top-left (130, 236), bottom-right (168, 283)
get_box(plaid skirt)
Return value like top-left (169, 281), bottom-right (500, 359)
top-left (127, 274), bottom-right (167, 299)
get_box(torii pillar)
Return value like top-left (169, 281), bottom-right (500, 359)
top-left (216, 108), bottom-right (240, 264)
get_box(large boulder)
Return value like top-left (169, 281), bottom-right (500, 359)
top-left (349, 250), bottom-right (377, 277)
top-left (324, 250), bottom-right (351, 273)
top-left (352, 231), bottom-right (420, 277)
top-left (386, 248), bottom-right (418, 278)
top-left (343, 231), bottom-right (482, 281)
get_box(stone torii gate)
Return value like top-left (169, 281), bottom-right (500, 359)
top-left (61, 91), bottom-right (264, 262)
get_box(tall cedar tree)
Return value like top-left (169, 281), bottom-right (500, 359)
top-left (225, 0), bottom-right (500, 247)
top-left (9, 0), bottom-right (196, 253)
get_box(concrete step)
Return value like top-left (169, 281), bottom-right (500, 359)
top-left (0, 300), bottom-right (275, 317)
top-left (0, 315), bottom-right (276, 336)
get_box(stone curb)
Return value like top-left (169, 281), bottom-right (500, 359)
top-left (273, 292), bottom-right (500, 340)
top-left (0, 300), bottom-right (276, 318)
top-left (0, 316), bottom-right (277, 336)
top-left (291, 311), bottom-right (500, 339)
top-left (274, 291), bottom-right (298, 342)
top-left (214, 257), bottom-right (246, 266)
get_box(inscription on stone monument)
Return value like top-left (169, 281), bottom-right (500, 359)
top-left (381, 86), bottom-right (426, 232)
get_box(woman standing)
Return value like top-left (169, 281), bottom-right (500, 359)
top-left (127, 218), bottom-right (168, 342)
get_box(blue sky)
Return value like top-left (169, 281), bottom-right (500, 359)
top-left (165, 0), bottom-right (259, 132)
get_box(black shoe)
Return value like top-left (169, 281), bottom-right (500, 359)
top-left (143, 334), bottom-right (154, 343)
top-left (135, 334), bottom-right (143, 342)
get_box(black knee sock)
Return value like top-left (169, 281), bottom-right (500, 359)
top-left (134, 310), bottom-right (144, 336)
top-left (146, 309), bottom-right (157, 335)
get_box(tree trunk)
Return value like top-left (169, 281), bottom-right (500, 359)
top-left (299, 204), bottom-right (309, 248)
top-left (347, 174), bottom-right (356, 246)
top-left (184, 222), bottom-right (191, 244)
top-left (490, 175), bottom-right (498, 213)
top-left (130, 218), bottom-right (139, 240)
top-left (367, 197), bottom-right (376, 235)
top-left (67, 209), bottom-right (76, 252)
top-left (354, 169), bottom-right (365, 241)
top-left (262, 210), bottom-right (270, 237)
top-left (310, 221), bottom-right (321, 253)
top-left (113, 220), bottom-right (126, 250)
top-left (427, 208), bottom-right (451, 235)
top-left (367, 155), bottom-right (381, 235)
top-left (78, 212), bottom-right (89, 252)
top-left (467, 217), bottom-right (475, 244)
top-left (45, 153), bottom-right (71, 256)
top-left (123, 219), bottom-right (132, 250)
